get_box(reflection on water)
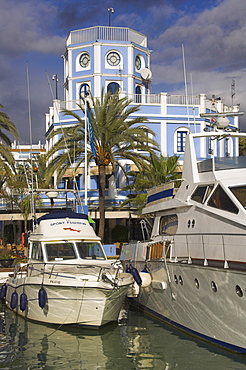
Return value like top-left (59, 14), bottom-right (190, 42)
top-left (0, 301), bottom-right (245, 369)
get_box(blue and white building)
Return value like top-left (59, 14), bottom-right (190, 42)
top-left (45, 26), bottom-right (241, 242)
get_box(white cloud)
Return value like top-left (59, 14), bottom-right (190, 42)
top-left (0, 0), bottom-right (64, 56)
top-left (147, 0), bottom-right (246, 129)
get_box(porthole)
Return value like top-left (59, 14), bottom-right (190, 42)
top-left (135, 55), bottom-right (141, 70)
top-left (187, 220), bottom-right (191, 228)
top-left (79, 52), bottom-right (90, 68)
top-left (235, 285), bottom-right (243, 297)
top-left (179, 275), bottom-right (183, 285)
top-left (174, 275), bottom-right (178, 284)
top-left (211, 281), bottom-right (217, 292)
top-left (107, 51), bottom-right (121, 66)
top-left (194, 278), bottom-right (199, 289)
top-left (192, 219), bottom-right (195, 228)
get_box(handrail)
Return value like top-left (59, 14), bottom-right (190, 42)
top-left (24, 262), bottom-right (121, 286)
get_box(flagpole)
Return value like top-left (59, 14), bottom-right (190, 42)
top-left (84, 94), bottom-right (88, 208)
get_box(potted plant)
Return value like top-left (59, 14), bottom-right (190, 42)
top-left (0, 247), bottom-right (15, 267)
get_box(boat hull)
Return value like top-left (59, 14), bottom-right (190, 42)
top-left (5, 277), bottom-right (129, 327)
top-left (130, 261), bottom-right (246, 352)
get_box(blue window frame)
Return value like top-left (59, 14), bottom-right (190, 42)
top-left (79, 83), bottom-right (90, 98)
top-left (107, 82), bottom-right (120, 94)
top-left (135, 86), bottom-right (142, 103)
top-left (177, 131), bottom-right (187, 152)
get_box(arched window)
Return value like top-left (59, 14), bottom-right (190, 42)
top-left (79, 83), bottom-right (90, 98)
top-left (135, 86), bottom-right (142, 103)
top-left (174, 128), bottom-right (189, 154)
top-left (107, 82), bottom-right (120, 95)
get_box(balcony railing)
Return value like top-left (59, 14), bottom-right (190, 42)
top-left (167, 95), bottom-right (200, 105)
top-left (59, 94), bottom-right (201, 111)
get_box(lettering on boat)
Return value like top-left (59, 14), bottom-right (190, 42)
top-left (50, 280), bottom-right (61, 284)
top-left (50, 221), bottom-right (65, 226)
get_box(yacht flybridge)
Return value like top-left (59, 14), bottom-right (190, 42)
top-left (121, 112), bottom-right (246, 352)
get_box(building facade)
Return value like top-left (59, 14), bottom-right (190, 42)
top-left (45, 26), bottom-right (241, 242)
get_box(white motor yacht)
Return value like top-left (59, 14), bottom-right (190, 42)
top-left (121, 114), bottom-right (246, 352)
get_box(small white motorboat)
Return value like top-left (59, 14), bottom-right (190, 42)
top-left (1, 210), bottom-right (133, 327)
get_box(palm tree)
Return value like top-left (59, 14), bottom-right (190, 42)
top-left (0, 164), bottom-right (44, 234)
top-left (27, 153), bottom-right (50, 189)
top-left (239, 137), bottom-right (246, 156)
top-left (121, 153), bottom-right (181, 213)
top-left (0, 104), bottom-right (19, 182)
top-left (46, 91), bottom-right (159, 241)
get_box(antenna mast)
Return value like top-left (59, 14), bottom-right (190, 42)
top-left (231, 79), bottom-right (235, 106)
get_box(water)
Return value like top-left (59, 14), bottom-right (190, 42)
top-left (0, 301), bottom-right (246, 370)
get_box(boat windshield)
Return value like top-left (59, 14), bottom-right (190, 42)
top-left (76, 242), bottom-right (106, 260)
top-left (45, 242), bottom-right (77, 261)
top-left (229, 186), bottom-right (246, 208)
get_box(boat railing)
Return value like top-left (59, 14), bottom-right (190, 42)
top-left (122, 233), bottom-right (246, 269)
top-left (23, 262), bottom-right (121, 285)
top-left (151, 233), bottom-right (246, 268)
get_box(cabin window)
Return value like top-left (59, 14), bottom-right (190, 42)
top-left (229, 186), bottom-right (246, 208)
top-left (31, 241), bottom-right (43, 261)
top-left (207, 185), bottom-right (239, 214)
top-left (76, 242), bottom-right (105, 260)
top-left (191, 185), bottom-right (214, 204)
top-left (45, 243), bottom-right (76, 261)
top-left (159, 214), bottom-right (178, 235)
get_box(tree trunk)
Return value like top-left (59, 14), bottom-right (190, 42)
top-left (98, 165), bottom-right (106, 242)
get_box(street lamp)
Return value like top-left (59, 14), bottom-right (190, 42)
top-left (52, 74), bottom-right (58, 99)
top-left (108, 8), bottom-right (114, 27)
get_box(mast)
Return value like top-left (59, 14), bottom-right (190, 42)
top-left (26, 62), bottom-right (35, 230)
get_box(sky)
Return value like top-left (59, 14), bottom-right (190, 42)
top-left (0, 0), bottom-right (246, 144)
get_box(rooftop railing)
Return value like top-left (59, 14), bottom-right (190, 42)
top-left (66, 26), bottom-right (147, 47)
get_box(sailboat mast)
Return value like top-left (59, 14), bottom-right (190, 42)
top-left (26, 62), bottom-right (35, 229)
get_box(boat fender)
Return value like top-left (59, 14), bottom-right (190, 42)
top-left (38, 287), bottom-right (47, 309)
top-left (127, 281), bottom-right (140, 297)
top-left (0, 283), bottom-right (7, 299)
top-left (10, 291), bottom-right (18, 310)
top-left (126, 266), bottom-right (131, 273)
top-left (9, 323), bottom-right (17, 338)
top-left (139, 272), bottom-right (152, 288)
top-left (20, 292), bottom-right (28, 312)
top-left (131, 267), bottom-right (142, 285)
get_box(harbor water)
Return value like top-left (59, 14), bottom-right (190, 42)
top-left (0, 301), bottom-right (246, 369)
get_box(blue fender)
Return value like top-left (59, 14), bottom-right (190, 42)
top-left (0, 283), bottom-right (7, 299)
top-left (20, 292), bottom-right (28, 312)
top-left (131, 267), bottom-right (142, 285)
top-left (38, 287), bottom-right (47, 309)
top-left (10, 291), bottom-right (18, 310)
